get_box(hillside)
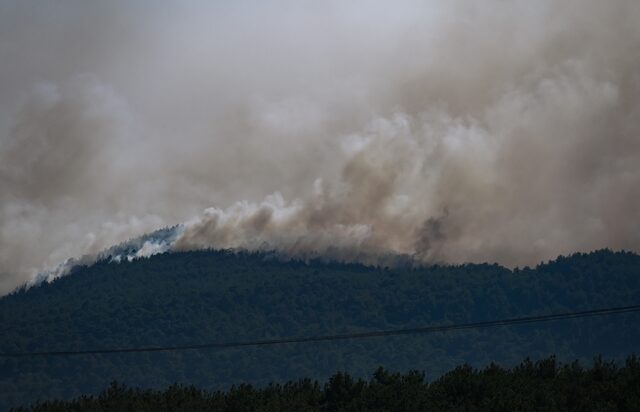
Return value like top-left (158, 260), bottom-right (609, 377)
top-left (1, 249), bottom-right (639, 409)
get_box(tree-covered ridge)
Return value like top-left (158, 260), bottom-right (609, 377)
top-left (1, 249), bottom-right (639, 410)
top-left (14, 356), bottom-right (640, 412)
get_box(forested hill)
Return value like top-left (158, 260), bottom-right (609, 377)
top-left (1, 249), bottom-right (640, 409)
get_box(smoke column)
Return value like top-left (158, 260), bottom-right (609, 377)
top-left (1, 0), bottom-right (640, 294)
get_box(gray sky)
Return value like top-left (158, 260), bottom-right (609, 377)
top-left (1, 0), bottom-right (640, 294)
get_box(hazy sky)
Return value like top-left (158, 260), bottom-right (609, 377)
top-left (1, 0), bottom-right (640, 294)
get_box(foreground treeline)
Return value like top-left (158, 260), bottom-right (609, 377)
top-left (15, 356), bottom-right (640, 412)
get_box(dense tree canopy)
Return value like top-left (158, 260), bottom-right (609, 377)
top-left (15, 356), bottom-right (640, 411)
top-left (1, 249), bottom-right (639, 409)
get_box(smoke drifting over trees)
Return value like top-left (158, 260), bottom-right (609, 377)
top-left (1, 0), bottom-right (640, 293)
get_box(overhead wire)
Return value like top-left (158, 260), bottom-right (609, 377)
top-left (1, 304), bottom-right (639, 358)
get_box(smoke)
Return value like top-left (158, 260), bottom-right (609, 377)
top-left (1, 0), bottom-right (640, 294)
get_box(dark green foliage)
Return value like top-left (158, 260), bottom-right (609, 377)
top-left (1, 249), bottom-right (639, 410)
top-left (14, 356), bottom-right (640, 411)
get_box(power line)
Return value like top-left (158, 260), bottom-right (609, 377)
top-left (2, 304), bottom-right (639, 358)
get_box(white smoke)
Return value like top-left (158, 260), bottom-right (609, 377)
top-left (2, 0), bottom-right (640, 293)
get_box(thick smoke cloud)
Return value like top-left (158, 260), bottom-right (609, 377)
top-left (1, 0), bottom-right (640, 294)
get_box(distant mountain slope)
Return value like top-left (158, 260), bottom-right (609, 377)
top-left (1, 249), bottom-right (639, 409)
